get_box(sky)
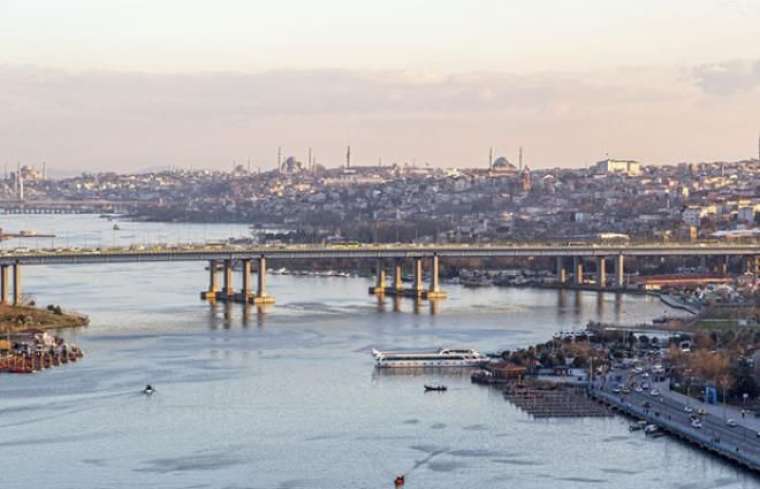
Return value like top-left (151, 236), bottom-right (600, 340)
top-left (1, 0), bottom-right (760, 174)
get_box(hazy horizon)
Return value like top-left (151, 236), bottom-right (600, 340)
top-left (2, 1), bottom-right (760, 173)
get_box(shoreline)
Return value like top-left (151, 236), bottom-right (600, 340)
top-left (0, 304), bottom-right (89, 335)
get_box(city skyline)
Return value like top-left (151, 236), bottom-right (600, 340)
top-left (1, 1), bottom-right (760, 172)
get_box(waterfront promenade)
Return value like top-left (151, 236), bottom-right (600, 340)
top-left (593, 377), bottom-right (760, 472)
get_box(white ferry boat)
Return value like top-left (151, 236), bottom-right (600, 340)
top-left (371, 347), bottom-right (488, 368)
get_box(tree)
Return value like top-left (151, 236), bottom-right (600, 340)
top-left (572, 355), bottom-right (588, 368)
top-left (730, 359), bottom-right (759, 401)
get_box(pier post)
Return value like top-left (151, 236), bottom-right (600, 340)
top-left (413, 258), bottom-right (424, 297)
top-left (0, 265), bottom-right (8, 304)
top-left (241, 258), bottom-right (252, 301)
top-left (255, 256), bottom-right (275, 304)
top-left (596, 257), bottom-right (606, 289)
top-left (223, 259), bottom-right (234, 298)
top-left (427, 254), bottom-right (447, 299)
top-left (556, 257), bottom-right (566, 284)
top-left (574, 257), bottom-right (584, 285)
top-left (615, 254), bottom-right (625, 288)
top-left (371, 259), bottom-right (386, 295)
top-left (393, 260), bottom-right (403, 292)
top-left (201, 260), bottom-right (220, 300)
top-left (741, 255), bottom-right (758, 276)
top-left (12, 263), bottom-right (21, 306)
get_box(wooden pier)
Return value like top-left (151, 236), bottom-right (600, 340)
top-left (502, 382), bottom-right (612, 418)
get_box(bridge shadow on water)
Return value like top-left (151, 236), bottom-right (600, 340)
top-left (556, 289), bottom-right (625, 324)
top-left (206, 302), bottom-right (269, 329)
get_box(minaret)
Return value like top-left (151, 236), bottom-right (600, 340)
top-left (277, 146), bottom-right (282, 170)
top-left (488, 147), bottom-right (494, 169)
top-left (519, 146), bottom-right (523, 171)
top-left (308, 147), bottom-right (313, 171)
top-left (346, 145), bottom-right (351, 169)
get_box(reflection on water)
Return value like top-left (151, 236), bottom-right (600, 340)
top-left (0, 215), bottom-right (746, 489)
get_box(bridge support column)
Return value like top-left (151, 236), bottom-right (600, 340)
top-left (369, 259), bottom-right (386, 295)
top-left (720, 256), bottom-right (728, 275)
top-left (427, 254), bottom-right (447, 299)
top-left (201, 260), bottom-right (220, 300)
top-left (574, 257), bottom-right (583, 285)
top-left (596, 257), bottom-right (606, 289)
top-left (0, 265), bottom-right (8, 305)
top-left (254, 256), bottom-right (275, 305)
top-left (556, 257), bottom-right (566, 284)
top-left (393, 261), bottom-right (403, 292)
top-left (413, 258), bottom-right (424, 297)
top-left (240, 259), bottom-right (252, 302)
top-left (615, 254), bottom-right (625, 289)
top-left (12, 263), bottom-right (21, 306)
top-left (223, 259), bottom-right (234, 298)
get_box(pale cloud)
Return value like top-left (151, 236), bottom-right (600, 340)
top-left (691, 60), bottom-right (760, 95)
top-left (0, 63), bottom-right (758, 173)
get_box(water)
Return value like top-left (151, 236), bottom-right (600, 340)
top-left (1, 215), bottom-right (759, 488)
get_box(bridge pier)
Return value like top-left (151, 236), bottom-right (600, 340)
top-left (413, 258), bottom-right (425, 297)
top-left (720, 256), bottom-right (728, 275)
top-left (615, 254), bottom-right (625, 288)
top-left (574, 257), bottom-right (584, 285)
top-left (744, 255), bottom-right (759, 276)
top-left (427, 254), bottom-right (447, 299)
top-left (223, 259), bottom-right (234, 299)
top-left (556, 257), bottom-right (567, 284)
top-left (240, 258), bottom-right (252, 302)
top-left (373, 257), bottom-right (445, 300)
top-left (596, 257), bottom-right (606, 289)
top-left (13, 263), bottom-right (21, 306)
top-left (393, 261), bottom-right (403, 292)
top-left (1, 264), bottom-right (8, 304)
top-left (201, 257), bottom-right (274, 305)
top-left (369, 259), bottom-right (386, 295)
top-left (200, 260), bottom-right (220, 301)
top-left (253, 256), bottom-right (275, 305)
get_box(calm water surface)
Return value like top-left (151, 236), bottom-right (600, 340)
top-left (1, 215), bottom-right (759, 488)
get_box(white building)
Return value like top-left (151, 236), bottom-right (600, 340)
top-left (594, 158), bottom-right (641, 176)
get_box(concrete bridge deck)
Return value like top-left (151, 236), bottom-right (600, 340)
top-left (0, 242), bottom-right (757, 308)
top-left (1, 242), bottom-right (760, 265)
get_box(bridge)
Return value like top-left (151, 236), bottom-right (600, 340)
top-left (0, 242), bottom-right (758, 306)
top-left (0, 199), bottom-right (137, 214)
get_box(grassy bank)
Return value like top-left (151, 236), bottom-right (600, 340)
top-left (0, 304), bottom-right (89, 334)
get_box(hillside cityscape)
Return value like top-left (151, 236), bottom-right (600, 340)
top-left (3, 152), bottom-right (760, 243)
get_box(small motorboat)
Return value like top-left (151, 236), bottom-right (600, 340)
top-left (629, 420), bottom-right (647, 432)
top-left (424, 384), bottom-right (447, 392)
top-left (644, 424), bottom-right (661, 436)
top-left (143, 384), bottom-right (155, 395)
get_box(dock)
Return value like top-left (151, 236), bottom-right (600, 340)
top-left (502, 382), bottom-right (612, 418)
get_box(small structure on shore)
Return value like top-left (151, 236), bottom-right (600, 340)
top-left (0, 330), bottom-right (84, 374)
